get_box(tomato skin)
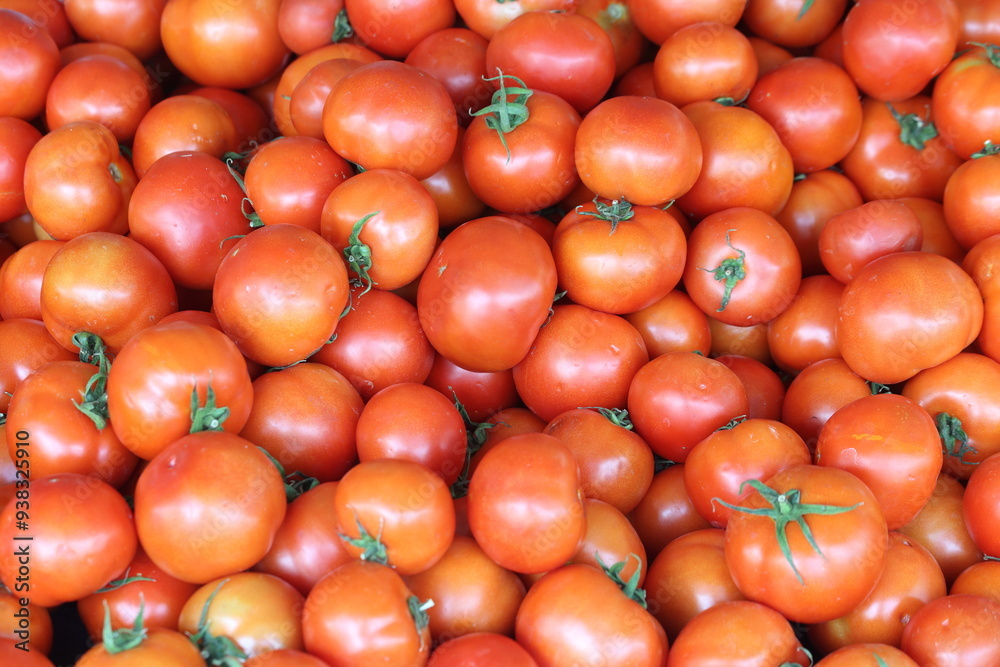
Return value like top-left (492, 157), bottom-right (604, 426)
top-left (900, 594), bottom-right (1000, 666)
top-left (963, 453), bottom-right (1000, 557)
top-left (515, 564), bottom-right (667, 667)
top-left (683, 207), bottom-right (801, 326)
top-left (0, 473), bottom-right (137, 608)
top-left (837, 251), bottom-right (983, 384)
top-left (423, 353), bottom-right (518, 423)
top-left (276, 0), bottom-right (344, 55)
top-left (625, 290), bottom-right (712, 358)
top-left (289, 57), bottom-right (367, 140)
top-left (575, 95), bottom-right (703, 206)
top-left (323, 60), bottom-right (457, 181)
top-left (24, 121), bottom-right (136, 240)
top-left (428, 633), bottom-right (539, 666)
top-left (952, 560), bottom-right (1000, 602)
top-left (653, 22), bottom-right (757, 109)
top-left (468, 433), bottom-right (586, 574)
top-left (106, 320), bottom-right (254, 460)
top-left (724, 465), bottom-right (889, 624)
top-left (628, 0), bottom-right (746, 45)
top-left (131, 95), bottom-right (239, 178)
top-left (781, 358), bottom-right (871, 451)
top-left (453, 0), bottom-right (576, 40)
top-left (715, 354), bottom-right (785, 421)
top-left (74, 627), bottom-right (206, 667)
top-left (767, 274), bottom-right (843, 373)
top-left (933, 45), bottom-right (1000, 160)
top-left (819, 199), bottom-right (924, 284)
top-left (0, 117), bottom-right (41, 224)
top-left (816, 644), bottom-right (919, 666)
top-left (417, 216), bottom-right (557, 373)
top-left (303, 560), bottom-right (431, 666)
top-left (405, 27), bottom-right (492, 126)
top-left (0, 8), bottom-right (60, 120)
top-left (134, 431), bottom-right (287, 584)
top-left (943, 154), bottom-right (1000, 251)
top-left (576, 0), bottom-right (644, 79)
top-left (0, 240), bottom-right (64, 321)
top-left (0, 319), bottom-right (77, 414)
top-left (743, 0), bottom-right (847, 48)
top-left (842, 0), bottom-right (960, 102)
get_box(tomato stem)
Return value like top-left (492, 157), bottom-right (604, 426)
top-left (972, 140), bottom-right (1000, 158)
top-left (936, 412), bottom-right (979, 465)
top-left (101, 598), bottom-right (147, 653)
top-left (968, 42), bottom-right (1000, 67)
top-left (868, 382), bottom-right (892, 395)
top-left (575, 197), bottom-right (634, 234)
top-left (886, 103), bottom-right (938, 151)
top-left (188, 580), bottom-right (247, 666)
top-left (713, 479), bottom-right (862, 585)
top-left (579, 406), bottom-right (634, 430)
top-left (596, 553), bottom-right (647, 608)
top-left (339, 514), bottom-right (390, 566)
top-left (343, 211), bottom-right (380, 297)
top-left (797, 0), bottom-right (816, 20)
top-left (717, 415), bottom-right (748, 431)
top-left (469, 69), bottom-right (533, 163)
top-left (72, 332), bottom-right (111, 430)
top-left (407, 595), bottom-right (434, 651)
top-left (94, 567), bottom-right (156, 593)
top-left (697, 230), bottom-right (746, 312)
top-left (450, 391), bottom-right (496, 499)
top-left (257, 447), bottom-right (321, 502)
top-left (332, 7), bottom-right (354, 42)
top-left (189, 380), bottom-right (230, 433)
top-left (224, 158), bottom-right (264, 229)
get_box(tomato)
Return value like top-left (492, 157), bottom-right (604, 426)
top-left (677, 101), bottom-right (795, 219)
top-left (743, 0), bottom-right (847, 48)
top-left (565, 498), bottom-right (648, 587)
top-left (277, 0), bottom-right (345, 55)
top-left (0, 586), bottom-right (51, 654)
top-left (321, 168), bottom-right (439, 291)
top-left (404, 535), bottom-right (526, 643)
top-left (624, 290), bottom-right (712, 358)
top-left (903, 196), bottom-right (966, 263)
top-left (810, 531), bottom-right (946, 654)
top-left (512, 304), bottom-right (649, 422)
top-left (0, 639), bottom-right (54, 666)
top-left (543, 408), bottom-right (653, 515)
top-left (428, 633), bottom-right (538, 666)
top-left (404, 28), bottom-right (492, 126)
top-left (943, 152), bottom-right (1000, 250)
top-left (76, 547), bottom-right (199, 642)
top-left (303, 560), bottom-right (431, 666)
top-left (131, 95), bottom-right (239, 178)
top-left (0, 319), bottom-right (76, 415)
top-left (842, 0), bottom-right (960, 102)
top-left (0, 117), bottom-right (40, 224)
top-left (288, 58), bottom-right (365, 140)
top-left (707, 318), bottom-right (773, 365)
top-left (628, 0), bottom-right (746, 45)
top-left (952, 560), bottom-right (1000, 602)
top-left (2, 0), bottom-right (75, 48)
top-left (0, 240), bottom-right (63, 321)
top-left (723, 465), bottom-right (889, 624)
top-left (40, 232), bottom-right (177, 354)
top-left (814, 644), bottom-right (919, 666)
top-left (0, 8), bottom-right (59, 120)
top-left (553, 198), bottom-right (686, 315)
top-left (468, 433), bottom-right (586, 574)
top-left (766, 274), bottom-right (843, 373)
top-left (452, 0), bottom-right (576, 40)
top-left (933, 44), bottom-right (1000, 160)
top-left (423, 353), bottom-right (518, 423)
top-left (775, 168), bottom-right (864, 277)
top-left (417, 216), bottom-right (557, 373)
top-left (516, 563), bottom-right (667, 666)
top-left (666, 600), bottom-right (807, 666)
top-left (575, 95), bottom-right (702, 206)
top-left (837, 251), bottom-right (983, 384)
top-left (323, 60), bottom-right (457, 180)
top-left (819, 199), bottom-right (924, 284)
top-left (683, 207), bottom-right (801, 326)
top-left (627, 465), bottom-right (711, 559)
top-left (128, 152), bottom-right (251, 291)
top-left (748, 35), bottom-right (794, 77)
top-left (24, 121), bottom-right (136, 239)
top-left (645, 529), bottom-right (744, 641)
top-left (684, 418), bottom-right (811, 528)
top-left (628, 351), bottom-right (749, 462)
top-left (653, 22), bottom-right (757, 108)
top-left (575, 0), bottom-right (644, 79)
top-left (0, 473), bottom-right (136, 607)
top-left (106, 320), bottom-right (253, 460)
top-left (75, 626), bottom-right (205, 667)
top-left (781, 359), bottom-right (872, 450)
top-left (613, 61), bottom-right (657, 97)
top-left (900, 594), bottom-right (1000, 665)
top-left (747, 57), bottom-right (863, 173)
top-left (355, 383), bottom-right (467, 485)
top-left (715, 354), bottom-right (785, 421)
top-left (244, 649), bottom-right (329, 667)
top-left (161, 0), bottom-right (287, 89)
top-left (963, 453), bottom-right (1000, 557)
top-left (63, 0), bottom-right (163, 59)
top-left (345, 0), bottom-right (455, 59)
top-left (134, 431), bottom-right (286, 584)
top-left (177, 573), bottom-right (304, 658)
top-left (188, 87), bottom-right (271, 153)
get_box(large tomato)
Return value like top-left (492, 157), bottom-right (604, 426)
top-left (653, 21), bottom-right (757, 109)
top-left (345, 0), bottom-right (455, 59)
top-left (742, 0), bottom-right (846, 47)
top-left (0, 8), bottom-right (59, 120)
top-left (130, 95), bottom-right (239, 178)
top-left (933, 44), bottom-right (1000, 159)
top-left (900, 594), bottom-right (1000, 665)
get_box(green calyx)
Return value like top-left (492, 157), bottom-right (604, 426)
top-left (697, 230), bottom-right (746, 312)
top-left (717, 415), bottom-right (748, 431)
top-left (343, 211), bottom-right (380, 297)
top-left (189, 381), bottom-right (230, 433)
top-left (575, 197), bottom-right (634, 235)
top-left (936, 412), bottom-right (979, 465)
top-left (188, 580), bottom-right (247, 667)
top-left (968, 42), bottom-right (1000, 67)
top-left (972, 140), bottom-right (1000, 158)
top-left (887, 103), bottom-right (938, 151)
top-left (224, 158), bottom-right (264, 230)
top-left (579, 406), bottom-right (633, 430)
top-left (339, 513), bottom-right (390, 566)
top-left (450, 392), bottom-right (496, 499)
top-left (469, 70), bottom-right (533, 163)
top-left (868, 382), bottom-right (892, 395)
top-left (95, 567), bottom-right (156, 594)
top-left (257, 447), bottom-right (320, 502)
top-left (796, 0), bottom-right (816, 20)
top-left (713, 479), bottom-right (862, 585)
top-left (72, 332), bottom-right (111, 431)
top-left (101, 598), bottom-right (147, 654)
top-left (407, 595), bottom-right (434, 651)
top-left (597, 553), bottom-right (647, 609)
top-left (332, 8), bottom-right (353, 42)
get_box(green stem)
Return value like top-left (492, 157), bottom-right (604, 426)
top-left (189, 380), bottom-right (230, 433)
top-left (886, 103), bottom-right (938, 151)
top-left (339, 513), bottom-right (389, 566)
top-left (95, 568), bottom-right (156, 594)
top-left (101, 598), bottom-right (147, 653)
top-left (407, 595), bottom-right (434, 652)
top-left (574, 197), bottom-right (634, 234)
top-left (332, 8), bottom-right (354, 41)
top-left (596, 553), bottom-right (647, 609)
top-left (72, 332), bottom-right (111, 430)
top-left (936, 412), bottom-right (979, 465)
top-left (342, 211), bottom-right (380, 296)
top-left (972, 140), bottom-right (1000, 158)
top-left (257, 447), bottom-right (320, 502)
top-left (697, 230), bottom-right (746, 312)
top-left (187, 580), bottom-right (247, 667)
top-left (797, 0), bottom-right (816, 20)
top-left (224, 158), bottom-right (264, 229)
top-left (968, 42), bottom-right (1000, 67)
top-left (468, 70), bottom-right (533, 163)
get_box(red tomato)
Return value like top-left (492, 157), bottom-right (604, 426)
top-left (653, 22), bottom-right (757, 108)
top-left (345, 0), bottom-right (454, 59)
top-left (575, 95), bottom-right (703, 206)
top-left (575, 0), bottom-right (645, 79)
top-left (628, 464), bottom-right (713, 558)
top-left (624, 290), bottom-right (712, 358)
top-left (276, 0), bottom-right (345, 55)
top-left (74, 627), bottom-right (205, 667)
top-left (404, 27), bottom-right (493, 126)
top-left (903, 196), bottom-right (967, 263)
top-left (289, 58), bottom-right (367, 139)
top-left (428, 633), bottom-right (538, 666)
top-left (130, 95), bottom-right (238, 178)
top-left (0, 319), bottom-right (76, 414)
top-left (951, 560), bottom-right (1000, 602)
top-left (2, 0), bottom-right (75, 48)
top-left (900, 594), bottom-right (1000, 665)
top-left (815, 644), bottom-right (919, 667)
top-left (0, 117), bottom-right (41, 223)
top-left (567, 498), bottom-right (648, 587)
top-left (767, 274), bottom-right (844, 373)
top-left (0, 240), bottom-right (64, 321)
top-left (419, 127), bottom-right (487, 229)
top-left (842, 0), bottom-right (960, 102)
top-left (932, 44), bottom-right (1000, 159)
top-left (943, 152), bottom-right (1000, 250)
top-left (837, 251), bottom-right (983, 384)
top-left (245, 649), bottom-right (330, 667)
top-left (0, 473), bottom-right (137, 607)
top-left (964, 453), bottom-right (1000, 557)
top-left (781, 358), bottom-right (872, 450)
top-left (628, 0), bottom-right (746, 45)
top-left (819, 199), bottom-right (924, 284)
top-left (452, 0), bottom-right (576, 40)
top-left (743, 0), bottom-right (847, 47)
top-left (323, 60), bottom-right (457, 180)
top-left (748, 35), bottom-right (794, 77)
top-left (134, 431), bottom-right (287, 583)
top-left (715, 354), bottom-right (785, 421)
top-left (0, 8), bottom-right (60, 120)
top-left (423, 352), bottom-right (518, 423)
top-left (63, 0), bottom-right (164, 59)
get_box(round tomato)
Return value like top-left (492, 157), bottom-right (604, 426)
top-left (428, 633), bottom-right (538, 666)
top-left (653, 22), bottom-right (757, 108)
top-left (900, 594), bottom-right (1000, 665)
top-left (345, 0), bottom-right (455, 59)
top-left (819, 199), bottom-right (924, 284)
top-left (0, 117), bottom-right (41, 224)
top-left (63, 0), bottom-right (165, 59)
top-left (766, 274), bottom-right (844, 373)
top-left (743, 0), bottom-right (846, 48)
top-left (0, 240), bottom-right (64, 321)
top-left (964, 453), bottom-right (1000, 557)
top-left (933, 44), bottom-right (1000, 159)
top-left (0, 8), bottom-right (59, 120)
top-left (130, 95), bottom-right (239, 178)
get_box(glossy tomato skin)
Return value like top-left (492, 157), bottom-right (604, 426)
top-left (0, 117), bottom-right (41, 223)
top-left (943, 153), bottom-right (1000, 251)
top-left (289, 58), bottom-right (367, 140)
top-left (134, 431), bottom-right (287, 584)
top-left (837, 251), bottom-right (983, 384)
top-left (423, 352), bottom-right (518, 423)
top-left (624, 290), bottom-right (712, 358)
top-left (515, 564), bottom-right (667, 667)
top-left (575, 0), bottom-right (645, 79)
top-left (0, 319), bottom-right (76, 414)
top-left (628, 0), bottom-right (746, 45)
top-left (453, 0), bottom-right (576, 40)
top-left (131, 95), bottom-right (238, 178)
top-left (964, 453), bottom-right (1000, 557)
top-left (404, 28), bottom-right (492, 126)
top-left (0, 473), bottom-right (137, 608)
top-left (819, 199), bottom-right (924, 284)
top-left (0, 8), bottom-right (60, 120)
top-left (766, 274), bottom-right (844, 373)
top-left (815, 644), bottom-right (919, 667)
top-left (428, 632), bottom-right (538, 666)
top-left (743, 0), bottom-right (847, 48)
top-left (724, 465), bottom-right (889, 624)
top-left (64, 0), bottom-right (164, 59)
top-left (74, 627), bottom-right (205, 667)
top-left (628, 465), bottom-right (713, 559)
top-left (627, 351), bottom-right (750, 462)
top-left (900, 594), bottom-right (1000, 665)
top-left (781, 358), bottom-right (871, 451)
top-left (467, 433), bottom-right (586, 574)
top-left (715, 354), bottom-right (785, 421)
top-left (0, 240), bottom-right (64, 322)
top-left (653, 22), bottom-right (757, 109)
top-left (417, 216), bottom-right (557, 373)
top-left (933, 44), bottom-right (1000, 159)
top-left (842, 0), bottom-right (960, 102)
top-left (346, 0), bottom-right (454, 59)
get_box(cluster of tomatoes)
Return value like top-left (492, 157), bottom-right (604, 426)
top-left (2, 0), bottom-right (1000, 665)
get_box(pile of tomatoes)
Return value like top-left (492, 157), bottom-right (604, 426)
top-left (2, 0), bottom-right (1000, 665)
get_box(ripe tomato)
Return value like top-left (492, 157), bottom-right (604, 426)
top-left (345, 0), bottom-right (454, 59)
top-left (742, 0), bottom-right (847, 48)
top-left (683, 207), bottom-right (801, 326)
top-left (276, 0), bottom-right (345, 55)
top-left (0, 117), bottom-right (41, 223)
top-left (723, 465), bottom-right (889, 624)
top-left (404, 27), bottom-right (493, 126)
top-left (624, 290), bottom-right (712, 358)
top-left (575, 0), bottom-right (645, 79)
top-left (0, 8), bottom-right (60, 120)
top-left (452, 0), bottom-right (575, 39)
top-left (130, 95), bottom-right (239, 178)
top-left (24, 121), bottom-right (136, 239)
top-left (842, 0), bottom-right (960, 102)
top-left (932, 44), bottom-right (1000, 159)
top-left (628, 464), bottom-right (713, 559)
top-left (707, 317), bottom-right (773, 364)
top-left (0, 240), bottom-right (64, 321)
top-left (900, 594), bottom-right (1000, 665)
top-left (0, 319), bottom-right (76, 414)
top-left (748, 35), bottom-right (794, 76)
top-left (575, 95), bottom-right (702, 206)
top-left (628, 0), bottom-right (746, 45)
top-left (781, 358), bottom-right (872, 450)
top-left (951, 560), bottom-right (1000, 602)
top-left (567, 498), bottom-right (648, 586)
top-left (289, 58), bottom-right (367, 139)
top-left (2, 0), bottom-right (75, 48)
top-left (420, 127), bottom-right (487, 229)
top-left (63, 0), bottom-right (165, 59)
top-left (0, 473), bottom-right (137, 607)
top-left (767, 274), bottom-right (844, 373)
top-left (423, 352), bottom-right (518, 423)
top-left (815, 644), bottom-right (919, 667)
top-left (428, 633), bottom-right (538, 666)
top-left (417, 216), bottom-right (557, 372)
top-left (963, 453), bottom-right (1000, 557)
top-left (943, 152), bottom-right (1000, 250)
top-left (106, 320), bottom-right (254, 460)
top-left (653, 22), bottom-right (757, 108)
top-left (74, 626), bottom-right (205, 667)
top-left (244, 649), bottom-right (330, 667)
top-left (323, 60), bottom-right (457, 180)
top-left (819, 199), bottom-right (924, 284)
top-left (837, 251), bottom-right (983, 384)
top-left (134, 431), bottom-right (287, 584)
top-left (715, 354), bottom-right (786, 421)
top-left (467, 433), bottom-right (586, 574)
